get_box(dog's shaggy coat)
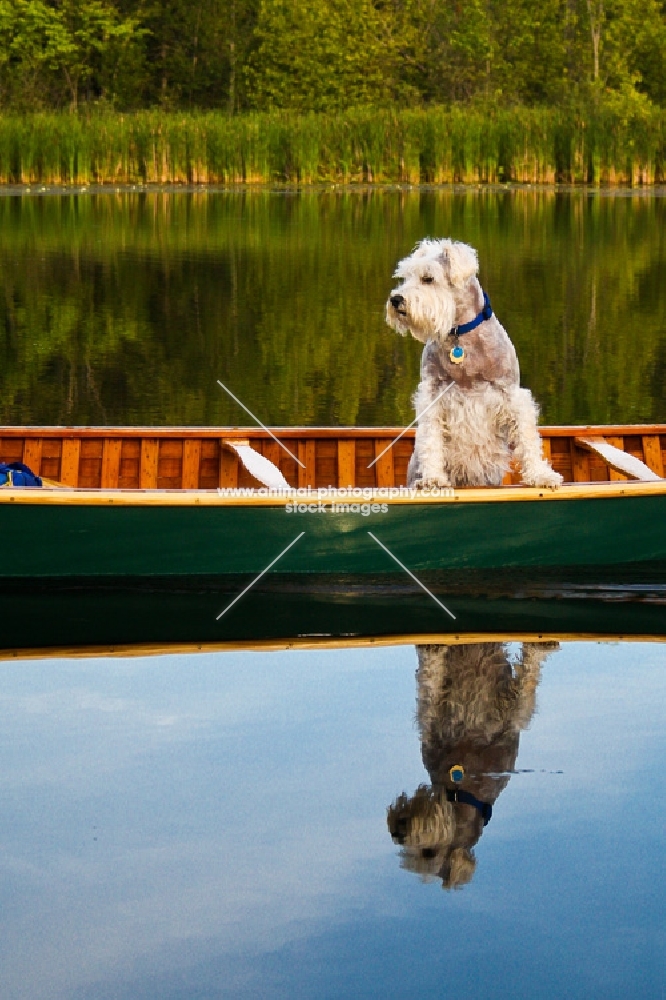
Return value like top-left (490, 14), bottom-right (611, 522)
top-left (387, 642), bottom-right (558, 889)
top-left (386, 239), bottom-right (562, 489)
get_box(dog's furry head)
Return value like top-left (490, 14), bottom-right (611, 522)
top-left (386, 239), bottom-right (479, 345)
top-left (387, 785), bottom-right (477, 889)
top-left (386, 643), bottom-right (558, 891)
top-left (387, 785), bottom-right (456, 850)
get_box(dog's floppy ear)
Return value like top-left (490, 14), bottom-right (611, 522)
top-left (439, 241), bottom-right (478, 288)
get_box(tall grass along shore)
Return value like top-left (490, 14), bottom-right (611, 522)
top-left (1, 105), bottom-right (665, 187)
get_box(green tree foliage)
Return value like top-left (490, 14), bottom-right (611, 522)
top-left (246, 0), bottom-right (417, 110)
top-left (56, 0), bottom-right (144, 108)
top-left (0, 0), bottom-right (664, 110)
top-left (0, 0), bottom-right (70, 107)
top-left (0, 0), bottom-right (143, 108)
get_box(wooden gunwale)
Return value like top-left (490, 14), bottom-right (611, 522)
top-left (1, 424), bottom-right (664, 491)
top-left (1, 632), bottom-right (665, 661)
top-left (1, 480), bottom-right (664, 505)
top-left (0, 424), bottom-right (664, 438)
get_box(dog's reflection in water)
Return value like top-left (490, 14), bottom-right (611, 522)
top-left (387, 642), bottom-right (558, 889)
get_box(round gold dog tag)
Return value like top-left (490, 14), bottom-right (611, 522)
top-left (449, 344), bottom-right (465, 364)
top-left (449, 764), bottom-right (465, 783)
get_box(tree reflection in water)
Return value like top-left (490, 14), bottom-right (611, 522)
top-left (1, 191), bottom-right (665, 427)
top-left (388, 642), bottom-right (559, 889)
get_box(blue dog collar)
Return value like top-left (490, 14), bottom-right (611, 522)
top-left (450, 290), bottom-right (493, 338)
top-left (446, 787), bottom-right (493, 826)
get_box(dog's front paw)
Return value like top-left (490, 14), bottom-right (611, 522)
top-left (419, 476), bottom-right (452, 491)
top-left (523, 467), bottom-right (563, 490)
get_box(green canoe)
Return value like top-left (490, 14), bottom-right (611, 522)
top-left (1, 422), bottom-right (664, 650)
top-left (0, 480), bottom-right (664, 650)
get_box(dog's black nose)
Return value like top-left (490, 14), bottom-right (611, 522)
top-left (390, 294), bottom-right (404, 309)
top-left (391, 817), bottom-right (408, 843)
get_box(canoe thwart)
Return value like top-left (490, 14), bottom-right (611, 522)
top-left (221, 439), bottom-right (291, 490)
top-left (575, 437), bottom-right (662, 482)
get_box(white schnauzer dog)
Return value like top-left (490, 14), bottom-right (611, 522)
top-left (386, 239), bottom-right (562, 489)
top-left (387, 641), bottom-right (558, 889)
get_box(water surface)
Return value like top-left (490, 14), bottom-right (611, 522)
top-left (2, 191), bottom-right (665, 995)
top-left (1, 189), bottom-right (664, 427)
top-left (1, 640), bottom-right (665, 999)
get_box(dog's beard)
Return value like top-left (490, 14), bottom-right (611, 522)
top-left (385, 301), bottom-right (410, 337)
top-left (388, 788), bottom-right (478, 888)
top-left (387, 788), bottom-right (455, 849)
top-left (397, 843), bottom-right (477, 887)
top-left (385, 288), bottom-right (456, 345)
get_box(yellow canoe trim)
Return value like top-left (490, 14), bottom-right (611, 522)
top-left (1, 631), bottom-right (665, 661)
top-left (0, 480), bottom-right (665, 506)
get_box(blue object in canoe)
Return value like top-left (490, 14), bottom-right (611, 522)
top-left (0, 462), bottom-right (42, 488)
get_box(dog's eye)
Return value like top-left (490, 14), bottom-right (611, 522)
top-left (421, 275), bottom-right (434, 284)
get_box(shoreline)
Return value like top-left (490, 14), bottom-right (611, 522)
top-left (3, 183), bottom-right (666, 197)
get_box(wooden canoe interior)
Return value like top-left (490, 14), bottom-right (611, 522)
top-left (0, 426), bottom-right (664, 489)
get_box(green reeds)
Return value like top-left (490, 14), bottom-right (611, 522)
top-left (0, 104), bottom-right (664, 186)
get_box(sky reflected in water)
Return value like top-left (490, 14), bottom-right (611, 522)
top-left (1, 641), bottom-right (665, 999)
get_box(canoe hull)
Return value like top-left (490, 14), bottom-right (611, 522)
top-left (1, 485), bottom-right (665, 650)
top-left (0, 489), bottom-right (664, 578)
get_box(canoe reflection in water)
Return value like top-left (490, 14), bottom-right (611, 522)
top-left (387, 641), bottom-right (559, 889)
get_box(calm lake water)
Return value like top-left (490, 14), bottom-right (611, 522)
top-left (1, 191), bottom-right (664, 996)
top-left (1, 640), bottom-right (665, 999)
top-left (0, 188), bottom-right (665, 427)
